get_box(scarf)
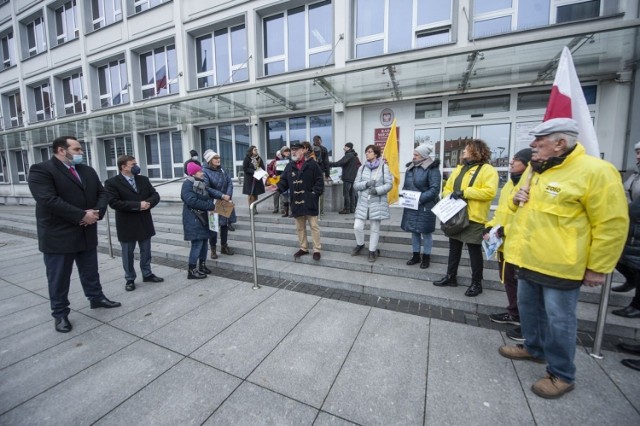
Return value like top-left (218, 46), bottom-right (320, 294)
top-left (530, 145), bottom-right (576, 174)
top-left (406, 157), bottom-right (433, 171)
top-left (366, 158), bottom-right (381, 169)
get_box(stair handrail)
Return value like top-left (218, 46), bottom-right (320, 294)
top-left (249, 192), bottom-right (276, 290)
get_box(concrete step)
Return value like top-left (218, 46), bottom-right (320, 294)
top-left (0, 206), bottom-right (637, 340)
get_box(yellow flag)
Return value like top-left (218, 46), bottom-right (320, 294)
top-left (383, 119), bottom-right (400, 205)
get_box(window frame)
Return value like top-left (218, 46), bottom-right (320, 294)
top-left (139, 44), bottom-right (178, 100)
top-left (7, 92), bottom-right (24, 128)
top-left (144, 130), bottom-right (183, 179)
top-left (353, 0), bottom-right (453, 59)
top-left (97, 58), bottom-right (129, 108)
top-left (1, 30), bottom-right (15, 70)
top-left (133, 0), bottom-right (164, 14)
top-left (25, 15), bottom-right (47, 57)
top-left (61, 72), bottom-right (86, 116)
top-left (54, 0), bottom-right (79, 46)
top-left (261, 0), bottom-right (334, 76)
top-left (103, 135), bottom-right (133, 177)
top-left (195, 23), bottom-right (249, 89)
top-left (13, 150), bottom-right (29, 182)
top-left (91, 0), bottom-right (123, 31)
top-left (0, 150), bottom-right (8, 183)
top-left (31, 80), bottom-right (53, 122)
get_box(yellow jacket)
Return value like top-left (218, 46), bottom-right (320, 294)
top-left (485, 179), bottom-right (517, 253)
top-left (443, 163), bottom-right (499, 224)
top-left (504, 143), bottom-right (628, 280)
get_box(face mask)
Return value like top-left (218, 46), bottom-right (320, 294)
top-left (192, 156), bottom-right (198, 160)
top-left (131, 165), bottom-right (141, 175)
top-left (66, 151), bottom-right (83, 165)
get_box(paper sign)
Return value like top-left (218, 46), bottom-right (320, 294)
top-left (330, 167), bottom-right (341, 183)
top-left (482, 225), bottom-right (504, 260)
top-left (275, 159), bottom-right (289, 172)
top-left (431, 195), bottom-right (467, 223)
top-left (208, 211), bottom-right (219, 232)
top-left (253, 168), bottom-right (267, 181)
top-left (399, 190), bottom-right (420, 210)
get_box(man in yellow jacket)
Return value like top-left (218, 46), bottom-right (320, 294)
top-left (499, 118), bottom-right (628, 399)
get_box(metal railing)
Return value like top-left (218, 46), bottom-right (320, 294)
top-left (249, 192), bottom-right (276, 290)
top-left (590, 273), bottom-right (614, 359)
top-left (104, 176), bottom-right (185, 258)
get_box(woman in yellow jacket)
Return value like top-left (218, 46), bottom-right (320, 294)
top-left (434, 139), bottom-right (499, 297)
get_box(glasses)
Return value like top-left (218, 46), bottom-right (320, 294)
top-left (213, 156), bottom-right (220, 159)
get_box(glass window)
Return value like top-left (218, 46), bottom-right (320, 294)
top-left (103, 136), bottom-right (133, 177)
top-left (475, 0), bottom-right (512, 14)
top-left (98, 59), bottom-right (129, 107)
top-left (8, 92), bottom-right (23, 128)
top-left (33, 82), bottom-right (53, 121)
top-left (54, 1), bottom-right (79, 45)
top-left (448, 95), bottom-right (510, 116)
top-left (478, 123), bottom-right (511, 168)
top-left (355, 0), bottom-right (451, 58)
top-left (1, 31), bottom-right (15, 70)
top-left (26, 16), bottom-right (46, 57)
top-left (415, 101), bottom-right (442, 119)
top-left (557, 0), bottom-right (600, 23)
top-left (443, 126), bottom-right (473, 169)
top-left (140, 44), bottom-right (178, 99)
top-left (473, 16), bottom-right (512, 38)
top-left (134, 0), bottom-right (164, 14)
top-left (517, 85), bottom-right (597, 110)
top-left (262, 1), bottom-right (333, 75)
top-left (265, 114), bottom-right (333, 160)
top-left (414, 128), bottom-right (442, 160)
top-left (145, 130), bottom-right (182, 179)
top-left (266, 120), bottom-right (287, 160)
top-left (0, 151), bottom-right (8, 183)
top-left (91, 0), bottom-right (122, 30)
top-left (200, 124), bottom-right (247, 178)
top-left (14, 150), bottom-right (29, 182)
top-left (62, 72), bottom-right (85, 115)
top-left (517, 0), bottom-right (550, 30)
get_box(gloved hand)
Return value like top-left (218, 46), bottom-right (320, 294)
top-left (365, 180), bottom-right (376, 188)
top-left (450, 190), bottom-right (464, 200)
top-left (368, 188), bottom-right (377, 195)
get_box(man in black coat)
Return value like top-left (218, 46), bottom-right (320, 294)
top-left (330, 142), bottom-right (360, 214)
top-left (270, 141), bottom-right (324, 261)
top-left (105, 155), bottom-right (163, 292)
top-left (28, 136), bottom-right (121, 334)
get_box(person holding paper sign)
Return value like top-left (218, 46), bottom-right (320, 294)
top-left (352, 144), bottom-right (392, 263)
top-left (400, 143), bottom-right (441, 269)
top-left (483, 148), bottom-right (532, 341)
top-left (202, 149), bottom-right (236, 259)
top-left (434, 139), bottom-right (498, 297)
top-left (242, 145), bottom-right (266, 212)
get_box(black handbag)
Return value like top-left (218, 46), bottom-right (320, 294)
top-left (441, 164), bottom-right (484, 237)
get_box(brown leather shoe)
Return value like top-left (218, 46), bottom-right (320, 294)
top-left (210, 247), bottom-right (218, 259)
top-left (531, 374), bottom-right (574, 399)
top-left (498, 344), bottom-right (545, 363)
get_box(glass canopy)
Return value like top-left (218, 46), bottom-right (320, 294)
top-left (2, 26), bottom-right (637, 149)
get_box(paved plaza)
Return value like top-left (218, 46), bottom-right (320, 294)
top-left (0, 232), bottom-right (639, 425)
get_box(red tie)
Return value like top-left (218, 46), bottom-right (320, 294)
top-left (69, 166), bottom-right (81, 182)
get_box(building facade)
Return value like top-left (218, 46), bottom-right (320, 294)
top-left (0, 0), bottom-right (638, 203)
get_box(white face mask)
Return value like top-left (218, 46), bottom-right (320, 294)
top-left (66, 150), bottom-right (83, 165)
top-left (192, 156), bottom-right (198, 160)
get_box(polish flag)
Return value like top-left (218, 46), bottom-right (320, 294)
top-left (155, 65), bottom-right (167, 94)
top-left (543, 47), bottom-right (600, 157)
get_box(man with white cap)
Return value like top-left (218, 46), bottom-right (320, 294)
top-left (498, 117), bottom-right (628, 399)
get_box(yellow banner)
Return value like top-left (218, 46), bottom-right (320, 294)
top-left (383, 119), bottom-right (400, 205)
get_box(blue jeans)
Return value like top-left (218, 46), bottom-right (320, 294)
top-left (189, 239), bottom-right (208, 265)
top-left (518, 278), bottom-right (580, 384)
top-left (120, 238), bottom-right (152, 281)
top-left (411, 232), bottom-right (433, 255)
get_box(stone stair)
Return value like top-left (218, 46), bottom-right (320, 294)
top-left (0, 202), bottom-right (637, 340)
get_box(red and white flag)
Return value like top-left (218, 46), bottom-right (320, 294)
top-left (543, 46), bottom-right (599, 157)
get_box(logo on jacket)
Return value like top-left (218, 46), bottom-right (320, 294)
top-left (544, 182), bottom-right (562, 197)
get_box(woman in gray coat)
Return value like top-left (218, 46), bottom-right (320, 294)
top-left (400, 144), bottom-right (441, 269)
top-left (352, 144), bottom-right (392, 262)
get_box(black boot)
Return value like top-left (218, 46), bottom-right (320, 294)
top-left (612, 281), bottom-right (635, 292)
top-left (221, 244), bottom-right (234, 255)
top-left (281, 203), bottom-right (290, 217)
top-left (188, 264), bottom-right (206, 279)
top-left (199, 259), bottom-right (212, 275)
top-left (368, 251), bottom-right (377, 263)
top-left (420, 255), bottom-right (430, 269)
top-left (406, 252), bottom-right (421, 266)
top-left (465, 280), bottom-right (483, 297)
top-left (434, 275), bottom-right (457, 287)
top-left (210, 246), bottom-right (218, 259)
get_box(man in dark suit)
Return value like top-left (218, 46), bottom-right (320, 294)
top-left (105, 155), bottom-right (163, 291)
top-left (28, 136), bottom-right (121, 333)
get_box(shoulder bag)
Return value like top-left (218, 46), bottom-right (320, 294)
top-left (441, 164), bottom-right (484, 237)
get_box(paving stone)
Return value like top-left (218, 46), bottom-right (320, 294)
top-left (425, 319), bottom-right (535, 425)
top-left (204, 382), bottom-right (317, 425)
top-left (0, 292), bottom-right (48, 318)
top-left (0, 340), bottom-right (181, 425)
top-left (145, 281), bottom-right (277, 355)
top-left (192, 289), bottom-right (319, 378)
top-left (0, 304), bottom-right (51, 340)
top-left (248, 299), bottom-right (370, 408)
top-left (0, 313), bottom-right (103, 369)
top-left (0, 284), bottom-right (28, 301)
top-left (0, 324), bottom-right (137, 413)
top-left (313, 412), bottom-right (358, 425)
top-left (109, 280), bottom-right (236, 337)
top-left (323, 308), bottom-right (429, 424)
top-left (95, 358), bottom-right (241, 426)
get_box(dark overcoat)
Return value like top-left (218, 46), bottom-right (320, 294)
top-left (620, 197), bottom-right (640, 270)
top-left (329, 149), bottom-right (359, 183)
top-left (181, 178), bottom-right (215, 241)
top-left (277, 158), bottom-right (324, 217)
top-left (400, 159), bottom-right (442, 234)
top-left (28, 157), bottom-right (108, 253)
top-left (104, 174), bottom-right (160, 242)
top-left (242, 155), bottom-right (266, 196)
top-left (202, 165), bottom-right (237, 226)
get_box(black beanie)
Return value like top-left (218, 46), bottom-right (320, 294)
top-left (345, 142), bottom-right (354, 150)
top-left (513, 148), bottom-right (532, 166)
top-left (190, 149), bottom-right (198, 156)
